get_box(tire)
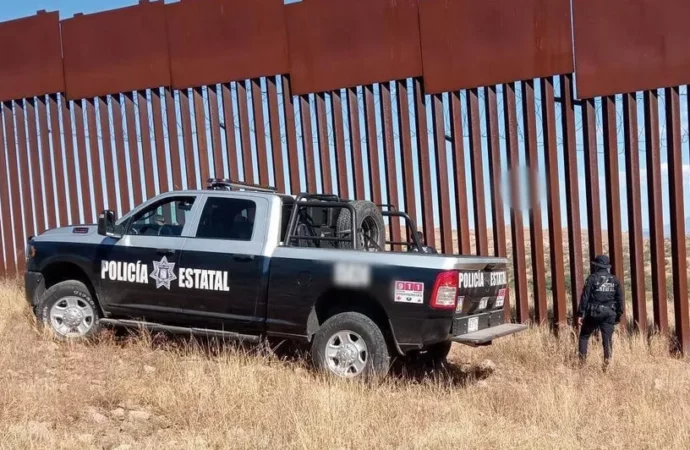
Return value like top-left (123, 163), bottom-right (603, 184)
top-left (37, 280), bottom-right (101, 340)
top-left (311, 312), bottom-right (390, 379)
top-left (336, 200), bottom-right (385, 251)
top-left (411, 341), bottom-right (453, 366)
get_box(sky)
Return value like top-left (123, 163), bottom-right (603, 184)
top-left (0, 0), bottom-right (688, 268)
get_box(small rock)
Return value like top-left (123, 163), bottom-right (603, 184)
top-left (46, 369), bottom-right (57, 376)
top-left (113, 445), bottom-right (132, 450)
top-left (477, 380), bottom-right (489, 389)
top-left (6, 369), bottom-right (19, 377)
top-left (654, 378), bottom-right (664, 391)
top-left (478, 359), bottom-right (497, 374)
top-left (128, 410), bottom-right (151, 421)
top-left (144, 365), bottom-right (156, 374)
top-left (91, 380), bottom-right (106, 387)
top-left (77, 434), bottom-right (94, 444)
top-left (111, 408), bottom-right (126, 419)
top-left (91, 412), bottom-right (108, 425)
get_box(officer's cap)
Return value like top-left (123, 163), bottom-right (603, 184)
top-left (592, 255), bottom-right (611, 269)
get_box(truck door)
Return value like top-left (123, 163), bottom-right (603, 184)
top-left (98, 194), bottom-right (200, 324)
top-left (175, 195), bottom-right (269, 334)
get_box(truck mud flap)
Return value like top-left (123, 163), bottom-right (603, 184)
top-left (451, 324), bottom-right (528, 347)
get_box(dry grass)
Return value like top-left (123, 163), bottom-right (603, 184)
top-left (2, 281), bottom-right (690, 450)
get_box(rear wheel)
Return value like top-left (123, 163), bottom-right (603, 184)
top-left (37, 280), bottom-right (101, 340)
top-left (311, 312), bottom-right (390, 379)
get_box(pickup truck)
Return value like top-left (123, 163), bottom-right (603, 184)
top-left (24, 179), bottom-right (526, 379)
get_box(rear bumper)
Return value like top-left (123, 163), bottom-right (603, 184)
top-left (451, 323), bottom-right (528, 346)
top-left (24, 271), bottom-right (44, 307)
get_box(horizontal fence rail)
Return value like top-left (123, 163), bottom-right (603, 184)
top-left (0, 0), bottom-right (688, 353)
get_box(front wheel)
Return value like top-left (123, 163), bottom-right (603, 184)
top-left (37, 280), bottom-right (101, 340)
top-left (311, 312), bottom-right (390, 379)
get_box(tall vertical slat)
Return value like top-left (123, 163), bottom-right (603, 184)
top-left (86, 99), bottom-right (105, 212)
top-left (299, 95), bottom-right (317, 192)
top-left (221, 84), bottom-right (240, 180)
top-left (431, 94), bottom-right (453, 253)
top-left (124, 93), bottom-right (143, 206)
top-left (541, 77), bottom-right (567, 326)
top-left (0, 106), bottom-right (13, 276)
top-left (560, 74), bottom-right (584, 318)
top-left (664, 87), bottom-right (689, 353)
top-left (15, 100), bottom-right (33, 245)
top-left (137, 91), bottom-right (156, 200)
top-left (602, 97), bottom-right (625, 288)
top-left (150, 91), bottom-right (168, 192)
top-left (179, 90), bottom-right (196, 189)
top-left (522, 80), bottom-right (547, 323)
top-left (193, 87), bottom-right (210, 187)
top-left (503, 83), bottom-right (529, 322)
top-left (331, 90), bottom-right (349, 198)
top-left (26, 99), bottom-right (46, 233)
top-left (111, 95), bottom-right (132, 213)
top-left (623, 93), bottom-right (647, 331)
top-left (396, 81), bottom-right (417, 237)
top-left (380, 83), bottom-right (402, 249)
top-left (207, 86), bottom-right (225, 178)
top-left (364, 85), bottom-right (382, 205)
top-left (485, 86), bottom-right (507, 257)
top-left (165, 88), bottom-right (183, 191)
top-left (3, 102), bottom-right (25, 271)
top-left (50, 95), bottom-right (69, 226)
top-left (237, 82), bottom-right (255, 183)
top-left (315, 93), bottom-right (333, 193)
top-left (61, 96), bottom-right (80, 225)
top-left (267, 77), bottom-right (286, 193)
top-left (36, 97), bottom-right (55, 230)
top-left (413, 79), bottom-right (435, 247)
top-left (347, 88), bottom-right (365, 200)
top-left (467, 88), bottom-right (488, 255)
top-left (98, 97), bottom-right (118, 210)
top-left (251, 80), bottom-right (270, 186)
top-left (583, 99), bottom-right (602, 259)
top-left (450, 92), bottom-right (471, 254)
top-left (643, 90), bottom-right (668, 333)
top-left (281, 76), bottom-right (301, 194)
top-left (72, 100), bottom-right (92, 222)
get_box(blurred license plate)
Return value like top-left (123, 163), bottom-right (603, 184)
top-left (468, 317), bottom-right (479, 333)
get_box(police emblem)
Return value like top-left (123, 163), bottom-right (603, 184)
top-left (150, 256), bottom-right (177, 290)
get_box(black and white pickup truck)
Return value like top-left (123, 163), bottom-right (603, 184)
top-left (24, 179), bottom-right (526, 379)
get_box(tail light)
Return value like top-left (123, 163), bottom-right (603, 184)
top-left (430, 271), bottom-right (458, 310)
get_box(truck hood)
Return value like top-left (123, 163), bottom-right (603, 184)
top-left (32, 224), bottom-right (100, 243)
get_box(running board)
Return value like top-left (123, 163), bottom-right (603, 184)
top-left (451, 323), bottom-right (528, 347)
top-left (99, 319), bottom-right (261, 343)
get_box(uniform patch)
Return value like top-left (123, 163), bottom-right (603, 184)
top-left (150, 256), bottom-right (178, 290)
top-left (394, 281), bottom-right (424, 304)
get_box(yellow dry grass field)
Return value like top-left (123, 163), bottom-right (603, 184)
top-left (1, 280), bottom-right (690, 450)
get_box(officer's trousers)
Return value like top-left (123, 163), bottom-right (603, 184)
top-left (578, 314), bottom-right (615, 361)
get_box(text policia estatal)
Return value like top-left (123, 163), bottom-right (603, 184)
top-left (458, 271), bottom-right (507, 289)
top-left (100, 259), bottom-right (230, 292)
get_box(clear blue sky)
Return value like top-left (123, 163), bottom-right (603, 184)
top-left (0, 0), bottom-right (137, 21)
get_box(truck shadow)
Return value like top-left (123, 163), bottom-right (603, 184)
top-left (119, 330), bottom-right (494, 387)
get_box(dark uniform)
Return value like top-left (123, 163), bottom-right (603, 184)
top-left (407, 231), bottom-right (438, 254)
top-left (577, 255), bottom-right (625, 365)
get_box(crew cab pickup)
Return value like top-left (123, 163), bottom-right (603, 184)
top-left (25, 179), bottom-right (526, 379)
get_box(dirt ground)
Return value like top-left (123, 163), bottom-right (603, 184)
top-left (1, 280), bottom-right (689, 450)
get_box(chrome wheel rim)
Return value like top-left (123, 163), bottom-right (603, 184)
top-left (49, 296), bottom-right (95, 338)
top-left (325, 330), bottom-right (368, 377)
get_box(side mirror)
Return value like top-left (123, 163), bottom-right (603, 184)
top-left (97, 210), bottom-right (123, 239)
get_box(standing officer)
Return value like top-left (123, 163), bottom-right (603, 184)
top-left (577, 255), bottom-right (624, 367)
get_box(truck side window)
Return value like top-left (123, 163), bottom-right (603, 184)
top-left (196, 198), bottom-right (257, 241)
top-left (126, 197), bottom-right (195, 236)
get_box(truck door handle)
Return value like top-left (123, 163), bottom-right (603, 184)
top-left (156, 249), bottom-right (176, 256)
top-left (232, 254), bottom-right (255, 262)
